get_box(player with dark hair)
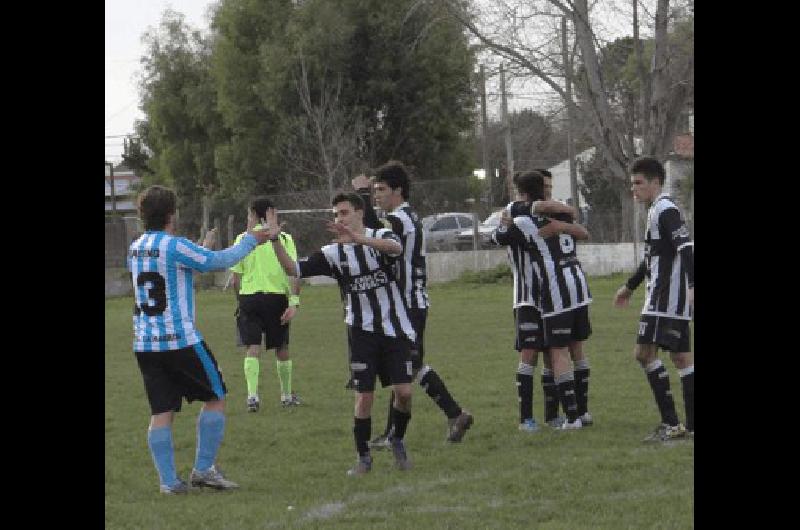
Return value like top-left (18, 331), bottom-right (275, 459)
top-left (532, 168), bottom-right (594, 428)
top-left (266, 192), bottom-right (416, 475)
top-left (130, 185), bottom-right (272, 494)
top-left (363, 161), bottom-right (473, 447)
top-left (230, 196), bottom-right (302, 412)
top-left (614, 156), bottom-right (694, 442)
top-left (495, 171), bottom-right (591, 431)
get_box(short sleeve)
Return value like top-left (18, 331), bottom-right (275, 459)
top-left (375, 228), bottom-right (402, 257)
top-left (659, 207), bottom-right (692, 250)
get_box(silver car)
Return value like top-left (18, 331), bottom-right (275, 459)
top-left (421, 212), bottom-right (476, 251)
top-left (455, 210), bottom-right (504, 250)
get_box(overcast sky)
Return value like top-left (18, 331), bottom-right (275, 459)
top-left (105, 0), bottom-right (642, 163)
top-left (105, 0), bottom-right (216, 162)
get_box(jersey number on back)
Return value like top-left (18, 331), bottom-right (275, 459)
top-left (559, 234), bottom-right (575, 254)
top-left (134, 272), bottom-right (167, 316)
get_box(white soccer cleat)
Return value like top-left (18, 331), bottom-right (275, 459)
top-left (560, 417), bottom-right (583, 430)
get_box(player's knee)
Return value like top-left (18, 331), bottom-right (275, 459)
top-left (354, 392), bottom-right (374, 417)
top-left (670, 351), bottom-right (693, 369)
top-left (519, 349), bottom-right (537, 365)
top-left (275, 348), bottom-right (290, 361)
top-left (634, 346), bottom-right (652, 366)
top-left (202, 399), bottom-right (225, 413)
top-left (149, 411), bottom-right (174, 429)
top-left (393, 385), bottom-right (412, 406)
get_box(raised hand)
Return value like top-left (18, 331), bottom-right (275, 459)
top-left (500, 209), bottom-right (513, 227)
top-left (327, 220), bottom-right (360, 244)
top-left (250, 208), bottom-right (283, 244)
top-left (201, 228), bottom-right (218, 249)
top-left (351, 174), bottom-right (372, 191)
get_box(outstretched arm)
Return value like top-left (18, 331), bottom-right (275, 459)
top-left (531, 200), bottom-right (577, 220)
top-left (538, 219), bottom-right (590, 240)
top-left (327, 222), bottom-right (402, 256)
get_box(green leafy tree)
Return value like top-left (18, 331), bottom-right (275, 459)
top-left (260, 0), bottom-right (478, 183)
top-left (137, 10), bottom-right (227, 235)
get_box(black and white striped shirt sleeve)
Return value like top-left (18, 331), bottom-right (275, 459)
top-left (298, 250), bottom-right (334, 278)
top-left (660, 208), bottom-right (693, 287)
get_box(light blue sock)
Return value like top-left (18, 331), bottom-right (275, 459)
top-left (147, 426), bottom-right (178, 487)
top-left (195, 410), bottom-right (226, 472)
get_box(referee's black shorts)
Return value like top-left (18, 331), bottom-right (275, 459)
top-left (135, 341), bottom-right (227, 415)
top-left (236, 292), bottom-right (290, 350)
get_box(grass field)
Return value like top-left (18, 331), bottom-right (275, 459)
top-left (105, 273), bottom-right (693, 529)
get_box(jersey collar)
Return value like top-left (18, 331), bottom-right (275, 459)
top-left (391, 202), bottom-right (410, 214)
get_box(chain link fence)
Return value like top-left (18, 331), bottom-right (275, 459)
top-left (106, 177), bottom-right (644, 267)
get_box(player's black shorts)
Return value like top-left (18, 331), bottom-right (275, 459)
top-left (407, 307), bottom-right (427, 370)
top-left (236, 292), bottom-right (290, 349)
top-left (542, 305), bottom-right (592, 348)
top-left (348, 326), bottom-right (413, 393)
top-left (514, 305), bottom-right (545, 351)
top-left (135, 341), bottom-right (228, 415)
top-left (637, 315), bottom-right (691, 353)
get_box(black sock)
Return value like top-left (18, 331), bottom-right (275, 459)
top-left (516, 362), bottom-right (534, 422)
top-left (645, 360), bottom-right (680, 426)
top-left (541, 368), bottom-right (559, 421)
top-left (574, 359), bottom-right (590, 416)
top-left (680, 368), bottom-right (694, 432)
top-left (392, 408), bottom-right (411, 440)
top-left (353, 417), bottom-right (371, 457)
top-left (556, 372), bottom-right (578, 423)
top-left (382, 392), bottom-right (395, 437)
top-left (419, 366), bottom-right (462, 419)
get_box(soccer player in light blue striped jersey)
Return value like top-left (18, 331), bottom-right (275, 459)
top-left (128, 185), bottom-right (273, 494)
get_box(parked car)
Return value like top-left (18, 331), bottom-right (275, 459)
top-left (455, 210), bottom-right (503, 250)
top-left (421, 212), bottom-right (475, 251)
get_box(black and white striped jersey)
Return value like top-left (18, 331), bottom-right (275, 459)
top-left (641, 193), bottom-right (693, 320)
top-left (386, 203), bottom-right (430, 309)
top-left (502, 201), bottom-right (592, 317)
top-left (492, 202), bottom-right (542, 309)
top-left (295, 227), bottom-right (417, 342)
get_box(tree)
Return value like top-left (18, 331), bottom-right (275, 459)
top-left (475, 108), bottom-right (569, 206)
top-left (137, 9), bottom-right (228, 235)
top-left (274, 0), bottom-right (479, 181)
top-left (209, 0), bottom-right (295, 197)
top-left (435, 0), bottom-right (693, 239)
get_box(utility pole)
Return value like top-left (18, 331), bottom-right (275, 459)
top-left (479, 64), bottom-right (491, 207)
top-left (562, 16), bottom-right (580, 219)
top-left (500, 64), bottom-right (514, 201)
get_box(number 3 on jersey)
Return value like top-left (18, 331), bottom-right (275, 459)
top-left (134, 272), bottom-right (167, 316)
top-left (559, 234), bottom-right (575, 254)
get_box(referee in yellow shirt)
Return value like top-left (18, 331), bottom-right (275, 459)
top-left (231, 197), bottom-right (302, 411)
